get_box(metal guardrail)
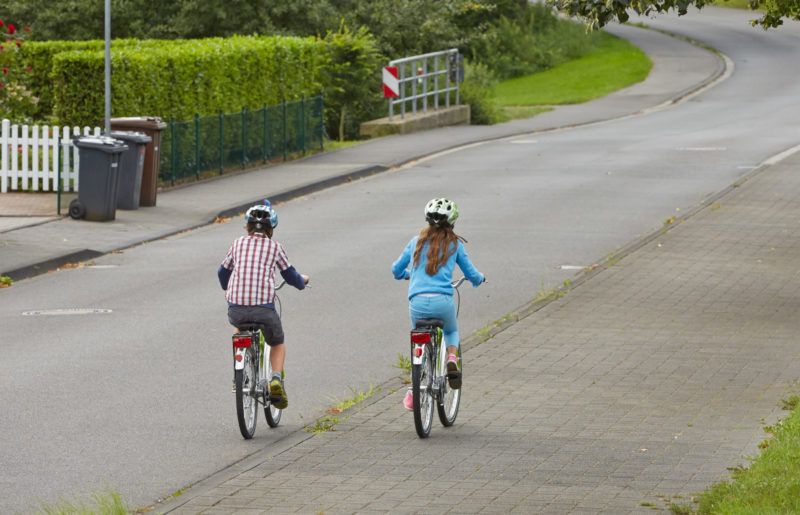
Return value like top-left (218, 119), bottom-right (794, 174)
top-left (388, 49), bottom-right (463, 121)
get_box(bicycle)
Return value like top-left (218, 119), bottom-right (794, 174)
top-left (409, 276), bottom-right (468, 439)
top-left (231, 281), bottom-right (287, 439)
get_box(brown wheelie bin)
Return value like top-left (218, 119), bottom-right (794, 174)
top-left (110, 117), bottom-right (166, 206)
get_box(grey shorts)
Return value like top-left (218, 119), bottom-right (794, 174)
top-left (227, 305), bottom-right (285, 346)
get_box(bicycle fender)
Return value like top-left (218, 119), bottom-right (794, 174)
top-left (234, 347), bottom-right (247, 370)
top-left (411, 344), bottom-right (425, 365)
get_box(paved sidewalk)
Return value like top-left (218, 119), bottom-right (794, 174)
top-left (0, 23), bottom-right (722, 280)
top-left (158, 149), bottom-right (800, 514)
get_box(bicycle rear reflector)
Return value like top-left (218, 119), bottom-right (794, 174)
top-left (411, 332), bottom-right (431, 344)
top-left (413, 347), bottom-right (423, 357)
top-left (232, 335), bottom-right (252, 347)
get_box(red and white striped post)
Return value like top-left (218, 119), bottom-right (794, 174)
top-left (383, 66), bottom-right (399, 120)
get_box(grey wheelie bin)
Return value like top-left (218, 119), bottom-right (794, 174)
top-left (68, 136), bottom-right (127, 222)
top-left (110, 117), bottom-right (166, 206)
top-left (110, 131), bottom-right (151, 210)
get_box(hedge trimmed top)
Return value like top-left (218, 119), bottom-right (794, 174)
top-left (17, 35), bottom-right (333, 127)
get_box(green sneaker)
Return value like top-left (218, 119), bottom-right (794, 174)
top-left (269, 378), bottom-right (288, 409)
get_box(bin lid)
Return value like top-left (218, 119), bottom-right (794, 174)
top-left (110, 130), bottom-right (152, 144)
top-left (73, 135), bottom-right (128, 153)
top-left (110, 116), bottom-right (167, 130)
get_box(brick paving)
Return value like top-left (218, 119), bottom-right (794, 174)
top-left (159, 155), bottom-right (800, 513)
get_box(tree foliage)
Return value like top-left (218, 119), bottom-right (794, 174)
top-left (546, 0), bottom-right (800, 30)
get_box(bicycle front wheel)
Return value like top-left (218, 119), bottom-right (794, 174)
top-left (438, 346), bottom-right (461, 427)
top-left (235, 347), bottom-right (258, 439)
top-left (412, 344), bottom-right (434, 438)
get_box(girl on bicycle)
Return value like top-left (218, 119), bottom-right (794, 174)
top-left (218, 200), bottom-right (309, 409)
top-left (392, 198), bottom-right (485, 410)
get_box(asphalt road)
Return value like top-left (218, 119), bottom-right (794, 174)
top-left (2, 7), bottom-right (800, 513)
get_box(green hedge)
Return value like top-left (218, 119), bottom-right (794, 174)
top-left (46, 36), bottom-right (328, 127)
top-left (15, 40), bottom-right (105, 120)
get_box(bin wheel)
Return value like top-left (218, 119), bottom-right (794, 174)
top-left (69, 199), bottom-right (86, 220)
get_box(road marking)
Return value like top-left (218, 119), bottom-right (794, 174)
top-left (762, 143), bottom-right (800, 166)
top-left (559, 265), bottom-right (586, 270)
top-left (676, 147), bottom-right (727, 151)
top-left (510, 139), bottom-right (538, 144)
top-left (22, 308), bottom-right (113, 316)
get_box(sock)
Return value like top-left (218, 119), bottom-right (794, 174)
top-left (271, 371), bottom-right (282, 382)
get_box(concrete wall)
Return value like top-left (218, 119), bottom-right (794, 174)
top-left (360, 105), bottom-right (470, 138)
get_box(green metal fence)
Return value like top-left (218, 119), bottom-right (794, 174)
top-left (160, 96), bottom-right (324, 185)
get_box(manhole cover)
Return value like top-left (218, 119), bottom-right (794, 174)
top-left (22, 308), bottom-right (113, 316)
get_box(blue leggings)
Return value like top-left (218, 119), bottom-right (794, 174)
top-left (409, 294), bottom-right (459, 349)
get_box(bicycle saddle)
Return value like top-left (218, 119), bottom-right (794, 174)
top-left (414, 318), bottom-right (444, 329)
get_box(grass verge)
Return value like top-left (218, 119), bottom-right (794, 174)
top-left (697, 392), bottom-right (800, 513)
top-left (35, 489), bottom-right (129, 515)
top-left (493, 32), bottom-right (652, 107)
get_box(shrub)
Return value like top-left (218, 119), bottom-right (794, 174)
top-left (459, 61), bottom-right (501, 125)
top-left (322, 24), bottom-right (384, 141)
top-left (470, 3), bottom-right (600, 80)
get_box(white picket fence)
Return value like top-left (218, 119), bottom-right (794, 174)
top-left (0, 119), bottom-right (102, 193)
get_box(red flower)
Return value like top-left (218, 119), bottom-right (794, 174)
top-left (24, 27), bottom-right (30, 32)
top-left (15, 41), bottom-right (20, 48)
top-left (27, 65), bottom-right (32, 71)
top-left (8, 24), bottom-right (15, 35)
top-left (2, 68), bottom-right (7, 74)
top-left (0, 21), bottom-right (4, 28)
top-left (0, 83), bottom-right (4, 88)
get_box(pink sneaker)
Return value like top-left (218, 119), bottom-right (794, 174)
top-left (446, 354), bottom-right (461, 389)
top-left (403, 390), bottom-right (413, 411)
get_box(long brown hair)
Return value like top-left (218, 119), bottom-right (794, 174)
top-left (413, 225), bottom-right (460, 275)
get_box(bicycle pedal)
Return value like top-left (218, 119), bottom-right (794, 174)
top-left (447, 371), bottom-right (462, 389)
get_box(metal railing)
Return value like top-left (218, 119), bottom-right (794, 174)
top-left (160, 96), bottom-right (324, 185)
top-left (388, 49), bottom-right (463, 121)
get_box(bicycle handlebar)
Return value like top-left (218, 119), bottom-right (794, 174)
top-left (451, 277), bottom-right (468, 289)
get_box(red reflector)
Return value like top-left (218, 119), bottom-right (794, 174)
top-left (413, 347), bottom-right (423, 357)
top-left (411, 332), bottom-right (430, 344)
top-left (233, 336), bottom-right (252, 348)
top-left (235, 354), bottom-right (243, 361)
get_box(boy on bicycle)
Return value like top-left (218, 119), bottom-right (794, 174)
top-left (392, 198), bottom-right (485, 410)
top-left (218, 200), bottom-right (309, 409)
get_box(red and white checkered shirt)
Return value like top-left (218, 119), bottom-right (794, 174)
top-left (221, 234), bottom-right (291, 305)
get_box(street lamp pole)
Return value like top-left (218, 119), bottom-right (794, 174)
top-left (104, 0), bottom-right (111, 135)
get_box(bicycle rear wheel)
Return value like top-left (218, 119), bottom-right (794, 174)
top-left (235, 347), bottom-right (258, 439)
top-left (412, 344), bottom-right (434, 438)
top-left (437, 346), bottom-right (461, 427)
top-left (264, 346), bottom-right (282, 427)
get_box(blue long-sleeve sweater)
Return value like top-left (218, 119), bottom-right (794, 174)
top-left (392, 237), bottom-right (484, 299)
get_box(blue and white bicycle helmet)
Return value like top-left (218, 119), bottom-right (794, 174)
top-left (245, 200), bottom-right (278, 229)
top-left (425, 198), bottom-right (458, 227)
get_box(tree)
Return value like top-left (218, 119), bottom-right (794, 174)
top-left (546, 0), bottom-right (800, 30)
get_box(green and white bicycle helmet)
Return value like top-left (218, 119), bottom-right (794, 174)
top-left (425, 198), bottom-right (458, 227)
